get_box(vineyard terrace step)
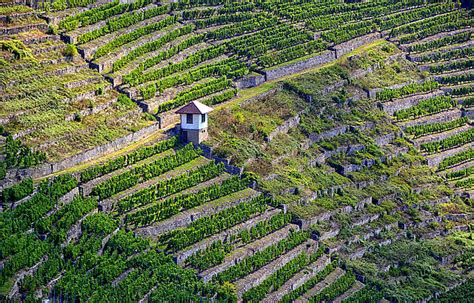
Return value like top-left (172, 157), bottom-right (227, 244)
top-left (174, 207), bottom-right (282, 265)
top-left (397, 108), bottom-right (463, 129)
top-left (98, 156), bottom-right (211, 212)
top-left (332, 280), bottom-right (365, 303)
top-left (77, 14), bottom-right (171, 60)
top-left (107, 33), bottom-right (200, 85)
top-left (294, 267), bottom-right (346, 303)
top-left (135, 188), bottom-right (260, 238)
top-left (400, 27), bottom-right (474, 50)
top-left (91, 23), bottom-right (184, 73)
top-left (80, 148), bottom-right (176, 196)
top-left (401, 27), bottom-right (474, 50)
top-left (198, 223), bottom-right (300, 282)
top-left (414, 124), bottom-right (474, 147)
top-left (124, 172), bottom-right (232, 216)
top-left (261, 254), bottom-right (332, 303)
top-left (235, 239), bottom-right (319, 299)
top-left (407, 40), bottom-right (474, 63)
top-left (380, 90), bottom-right (446, 116)
top-left (441, 159), bottom-right (474, 175)
top-left (63, 3), bottom-right (161, 44)
top-left (418, 58), bottom-right (474, 73)
top-left (426, 142), bottom-right (474, 167)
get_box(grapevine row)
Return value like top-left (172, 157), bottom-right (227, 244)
top-left (243, 246), bottom-right (325, 302)
top-left (308, 272), bottom-right (356, 303)
top-left (438, 148), bottom-right (474, 170)
top-left (80, 136), bottom-right (178, 183)
top-left (421, 127), bottom-right (474, 154)
top-left (91, 143), bottom-right (201, 200)
top-left (2, 177), bottom-right (33, 203)
top-left (118, 161), bottom-right (224, 214)
top-left (59, 0), bottom-right (152, 30)
top-left (404, 117), bottom-right (469, 138)
top-left (76, 5), bottom-right (170, 45)
top-left (279, 260), bottom-right (338, 303)
top-left (393, 95), bottom-right (457, 120)
top-left (125, 173), bottom-right (251, 227)
top-left (112, 24), bottom-right (194, 72)
top-left (157, 76), bottom-right (233, 113)
top-left (454, 177), bottom-right (474, 188)
top-left (139, 59), bottom-right (246, 100)
top-left (159, 195), bottom-right (271, 251)
top-left (187, 212), bottom-right (292, 270)
top-left (94, 15), bottom-right (177, 59)
top-left (376, 80), bottom-right (439, 101)
top-left (416, 46), bottom-right (474, 63)
top-left (446, 166), bottom-right (474, 180)
top-left (407, 31), bottom-right (472, 53)
top-left (213, 230), bottom-right (310, 283)
top-left (429, 58), bottom-right (474, 74)
top-left (258, 40), bottom-right (327, 68)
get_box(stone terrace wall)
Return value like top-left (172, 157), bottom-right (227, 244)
top-left (379, 90), bottom-right (444, 116)
top-left (199, 144), bottom-right (243, 175)
top-left (368, 79), bottom-right (426, 100)
top-left (10, 123), bottom-right (163, 180)
top-left (264, 51), bottom-right (336, 81)
top-left (398, 108), bottom-right (463, 129)
top-left (333, 32), bottom-right (382, 58)
top-left (265, 111), bottom-right (302, 142)
top-left (236, 74), bottom-right (266, 89)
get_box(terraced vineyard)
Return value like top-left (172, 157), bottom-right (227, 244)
top-left (0, 0), bottom-right (473, 302)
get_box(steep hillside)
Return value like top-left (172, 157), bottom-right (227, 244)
top-left (0, 0), bottom-right (473, 302)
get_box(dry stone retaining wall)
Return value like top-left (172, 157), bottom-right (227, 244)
top-left (199, 144), bottom-right (243, 175)
top-left (0, 23), bottom-right (48, 36)
top-left (11, 123), bottom-right (162, 180)
top-left (398, 108), bottom-right (463, 129)
top-left (380, 90), bottom-right (445, 116)
top-left (236, 239), bottom-right (318, 298)
top-left (426, 143), bottom-right (474, 167)
top-left (264, 51), bottom-right (336, 81)
top-left (333, 32), bottom-right (382, 58)
top-left (174, 208), bottom-right (281, 265)
top-left (266, 112), bottom-right (302, 142)
top-left (136, 191), bottom-right (260, 237)
top-left (236, 74), bottom-right (266, 89)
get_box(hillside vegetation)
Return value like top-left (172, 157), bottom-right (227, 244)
top-left (0, 0), bottom-right (473, 302)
